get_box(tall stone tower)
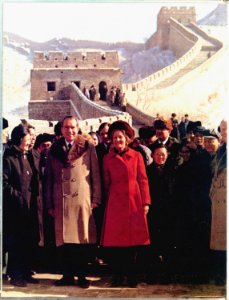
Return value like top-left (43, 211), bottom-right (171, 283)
top-left (146, 6), bottom-right (196, 50)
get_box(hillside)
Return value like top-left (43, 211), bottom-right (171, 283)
top-left (2, 3), bottom-right (228, 129)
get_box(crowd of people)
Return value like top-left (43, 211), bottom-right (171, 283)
top-left (2, 113), bottom-right (227, 289)
top-left (82, 84), bottom-right (125, 107)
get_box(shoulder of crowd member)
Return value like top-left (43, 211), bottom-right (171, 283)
top-left (3, 144), bottom-right (20, 158)
top-left (49, 136), bottom-right (65, 150)
top-left (169, 136), bottom-right (180, 143)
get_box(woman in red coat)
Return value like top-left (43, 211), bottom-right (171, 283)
top-left (100, 120), bottom-right (151, 287)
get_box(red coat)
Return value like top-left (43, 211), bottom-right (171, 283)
top-left (100, 147), bottom-right (151, 247)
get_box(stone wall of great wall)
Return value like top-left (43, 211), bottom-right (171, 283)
top-left (122, 17), bottom-right (225, 125)
top-left (29, 83), bottom-right (132, 126)
top-left (28, 6), bottom-right (226, 127)
top-left (146, 6), bottom-right (196, 50)
top-left (122, 18), bottom-right (202, 94)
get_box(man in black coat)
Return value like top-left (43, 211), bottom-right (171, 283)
top-left (149, 119), bottom-right (180, 167)
top-left (94, 122), bottom-right (110, 249)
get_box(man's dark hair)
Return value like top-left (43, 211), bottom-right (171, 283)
top-left (61, 115), bottom-right (78, 127)
top-left (98, 122), bottom-right (110, 133)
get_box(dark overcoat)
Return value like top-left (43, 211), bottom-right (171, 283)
top-left (146, 161), bottom-right (175, 254)
top-left (3, 146), bottom-right (43, 246)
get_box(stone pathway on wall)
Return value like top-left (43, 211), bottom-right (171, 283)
top-left (152, 26), bottom-right (218, 89)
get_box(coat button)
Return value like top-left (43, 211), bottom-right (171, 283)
top-left (72, 192), bottom-right (78, 197)
top-left (71, 178), bottom-right (76, 182)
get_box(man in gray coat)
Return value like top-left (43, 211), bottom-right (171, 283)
top-left (44, 115), bottom-right (101, 288)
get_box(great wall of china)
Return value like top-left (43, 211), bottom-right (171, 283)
top-left (28, 6), bottom-right (227, 132)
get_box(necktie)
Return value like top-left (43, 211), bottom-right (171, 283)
top-left (67, 143), bottom-right (72, 151)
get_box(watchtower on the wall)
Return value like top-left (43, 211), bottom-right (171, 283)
top-left (30, 50), bottom-right (122, 101)
top-left (146, 6), bottom-right (196, 50)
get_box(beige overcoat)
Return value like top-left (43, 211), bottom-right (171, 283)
top-left (45, 136), bottom-right (101, 247)
top-left (210, 146), bottom-right (227, 251)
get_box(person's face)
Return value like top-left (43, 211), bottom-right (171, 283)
top-left (38, 141), bottom-right (52, 155)
top-left (153, 147), bottom-right (168, 165)
top-left (112, 130), bottom-right (126, 152)
top-left (99, 125), bottom-right (109, 144)
top-left (194, 132), bottom-right (204, 146)
top-left (186, 131), bottom-right (195, 142)
top-left (204, 137), bottom-right (220, 154)
top-left (19, 134), bottom-right (31, 152)
top-left (61, 118), bottom-right (78, 142)
top-left (220, 120), bottom-right (227, 143)
top-left (156, 129), bottom-right (169, 141)
top-left (91, 134), bottom-right (99, 146)
top-left (180, 146), bottom-right (191, 162)
top-left (29, 128), bottom-right (36, 148)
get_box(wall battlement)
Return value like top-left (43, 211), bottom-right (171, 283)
top-left (33, 51), bottom-right (119, 69)
top-left (159, 6), bottom-right (196, 13)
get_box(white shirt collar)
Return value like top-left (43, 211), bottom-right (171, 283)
top-left (65, 139), bottom-right (74, 146)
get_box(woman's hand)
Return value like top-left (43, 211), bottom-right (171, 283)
top-left (91, 203), bottom-right (99, 209)
top-left (143, 205), bottom-right (149, 215)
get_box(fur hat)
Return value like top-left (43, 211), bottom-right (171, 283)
top-left (154, 119), bottom-right (172, 131)
top-left (108, 120), bottom-right (135, 140)
top-left (34, 133), bottom-right (53, 149)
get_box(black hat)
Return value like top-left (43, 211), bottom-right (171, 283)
top-left (34, 133), bottom-right (53, 149)
top-left (186, 121), bottom-right (202, 133)
top-left (193, 126), bottom-right (206, 134)
top-left (138, 126), bottom-right (156, 139)
top-left (108, 120), bottom-right (135, 140)
top-left (203, 129), bottom-right (221, 139)
top-left (3, 118), bottom-right (8, 129)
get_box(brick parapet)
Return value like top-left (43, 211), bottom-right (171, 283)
top-left (126, 103), bottom-right (155, 126)
top-left (122, 21), bottom-right (201, 93)
top-left (188, 22), bottom-right (223, 48)
top-left (124, 42), bottom-right (227, 124)
top-left (33, 51), bottom-right (119, 69)
top-left (29, 83), bottom-right (131, 124)
top-left (28, 100), bottom-right (132, 132)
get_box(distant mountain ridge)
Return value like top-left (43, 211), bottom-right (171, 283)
top-left (3, 3), bottom-right (227, 118)
top-left (3, 31), bottom-right (176, 83)
top-left (198, 3), bottom-right (227, 26)
top-left (4, 32), bottom-right (144, 54)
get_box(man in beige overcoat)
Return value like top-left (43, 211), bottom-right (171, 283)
top-left (44, 115), bottom-right (101, 288)
top-left (210, 119), bottom-right (227, 286)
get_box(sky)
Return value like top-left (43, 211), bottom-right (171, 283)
top-left (2, 0), bottom-right (220, 43)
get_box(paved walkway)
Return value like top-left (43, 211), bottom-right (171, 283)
top-left (1, 273), bottom-right (226, 298)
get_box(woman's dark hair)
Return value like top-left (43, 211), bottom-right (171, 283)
top-left (150, 143), bottom-right (167, 154)
top-left (11, 124), bottom-right (30, 146)
top-left (89, 131), bottom-right (100, 143)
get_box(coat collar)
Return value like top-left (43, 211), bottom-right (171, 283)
top-left (109, 147), bottom-right (136, 159)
